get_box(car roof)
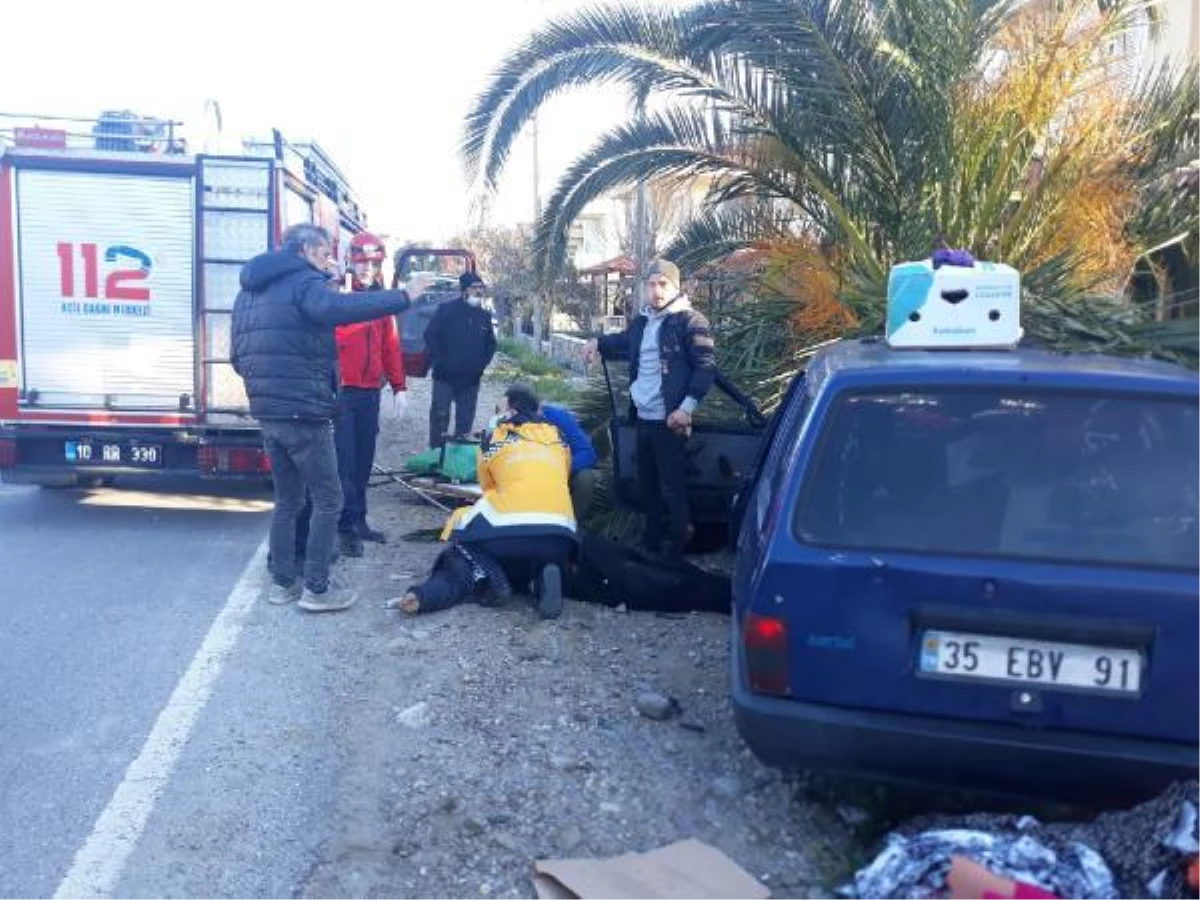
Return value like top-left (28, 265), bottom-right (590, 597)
top-left (807, 338), bottom-right (1199, 396)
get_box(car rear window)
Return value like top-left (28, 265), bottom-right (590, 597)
top-left (794, 388), bottom-right (1199, 570)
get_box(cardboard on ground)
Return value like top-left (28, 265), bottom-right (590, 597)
top-left (533, 838), bottom-right (770, 899)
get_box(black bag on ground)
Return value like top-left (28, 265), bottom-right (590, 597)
top-left (565, 534), bottom-right (730, 614)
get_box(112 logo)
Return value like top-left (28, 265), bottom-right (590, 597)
top-left (56, 242), bottom-right (153, 301)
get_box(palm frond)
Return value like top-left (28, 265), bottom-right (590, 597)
top-left (465, 0), bottom-right (1197, 378)
top-left (663, 203), bottom-right (797, 271)
top-left (531, 108), bottom-right (809, 279)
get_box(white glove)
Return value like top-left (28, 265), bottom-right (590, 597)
top-left (403, 271), bottom-right (436, 300)
top-left (380, 389), bottom-right (408, 421)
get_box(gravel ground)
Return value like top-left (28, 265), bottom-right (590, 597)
top-left (295, 372), bottom-right (861, 899)
top-left (291, 368), bottom-right (1194, 900)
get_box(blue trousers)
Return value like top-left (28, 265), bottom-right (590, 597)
top-left (334, 387), bottom-right (382, 532)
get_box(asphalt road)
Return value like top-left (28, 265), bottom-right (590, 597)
top-left (0, 477), bottom-right (340, 898)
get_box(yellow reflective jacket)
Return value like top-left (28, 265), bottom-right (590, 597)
top-left (440, 417), bottom-right (577, 543)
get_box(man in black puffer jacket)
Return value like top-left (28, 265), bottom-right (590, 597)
top-left (231, 223), bottom-right (433, 614)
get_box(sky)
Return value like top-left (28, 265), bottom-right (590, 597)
top-left (2, 0), bottom-right (640, 242)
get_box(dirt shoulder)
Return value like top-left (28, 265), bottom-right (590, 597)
top-left (295, 372), bottom-right (861, 899)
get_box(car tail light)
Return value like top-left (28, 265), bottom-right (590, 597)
top-left (403, 352), bottom-right (430, 378)
top-left (0, 438), bottom-right (15, 467)
top-left (744, 612), bottom-right (790, 696)
top-left (198, 445), bottom-right (270, 475)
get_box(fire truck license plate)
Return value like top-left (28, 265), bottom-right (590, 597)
top-left (64, 440), bottom-right (163, 467)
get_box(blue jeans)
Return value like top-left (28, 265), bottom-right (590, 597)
top-left (291, 388), bottom-right (382, 553)
top-left (334, 387), bottom-right (381, 532)
top-left (261, 419), bottom-right (342, 592)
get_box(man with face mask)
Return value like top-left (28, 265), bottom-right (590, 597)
top-left (423, 270), bottom-right (497, 448)
top-left (584, 259), bottom-right (716, 560)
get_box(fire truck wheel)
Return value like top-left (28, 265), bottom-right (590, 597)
top-left (29, 474), bottom-right (113, 489)
top-left (32, 475), bottom-right (84, 489)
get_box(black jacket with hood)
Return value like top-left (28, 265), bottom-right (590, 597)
top-left (231, 251), bottom-right (414, 422)
top-left (596, 298), bottom-right (716, 417)
top-left (425, 296), bottom-right (497, 387)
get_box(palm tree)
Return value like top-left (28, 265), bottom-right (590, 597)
top-left (463, 0), bottom-right (1197, 379)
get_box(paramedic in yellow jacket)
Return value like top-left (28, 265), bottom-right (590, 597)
top-left (400, 384), bottom-right (577, 619)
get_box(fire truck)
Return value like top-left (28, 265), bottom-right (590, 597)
top-left (0, 112), bottom-right (368, 485)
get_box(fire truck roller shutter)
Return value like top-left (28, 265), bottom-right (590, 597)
top-left (15, 168), bottom-right (195, 410)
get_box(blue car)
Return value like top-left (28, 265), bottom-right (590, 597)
top-left (731, 339), bottom-right (1199, 802)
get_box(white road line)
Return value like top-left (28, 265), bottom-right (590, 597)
top-left (53, 539), bottom-right (270, 900)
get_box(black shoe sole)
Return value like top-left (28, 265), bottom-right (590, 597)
top-left (536, 564), bottom-right (563, 620)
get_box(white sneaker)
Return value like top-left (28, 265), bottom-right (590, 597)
top-left (298, 576), bottom-right (357, 613)
top-left (268, 580), bottom-right (302, 605)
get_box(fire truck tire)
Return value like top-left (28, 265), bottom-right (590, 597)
top-left (27, 474), bottom-right (112, 489)
top-left (32, 474), bottom-right (84, 489)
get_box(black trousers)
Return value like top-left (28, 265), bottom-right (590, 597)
top-left (466, 534), bottom-right (575, 590)
top-left (333, 386), bottom-right (381, 532)
top-left (635, 419), bottom-right (691, 557)
top-left (429, 379), bottom-right (480, 448)
top-left (413, 535), bottom-right (574, 613)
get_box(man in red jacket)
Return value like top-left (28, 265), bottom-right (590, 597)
top-left (295, 229), bottom-right (408, 561)
top-left (323, 231), bottom-right (408, 558)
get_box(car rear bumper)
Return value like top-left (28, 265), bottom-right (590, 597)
top-left (731, 635), bottom-right (1198, 803)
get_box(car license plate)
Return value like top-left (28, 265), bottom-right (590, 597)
top-left (64, 440), bottom-right (163, 468)
top-left (919, 629), bottom-right (1142, 694)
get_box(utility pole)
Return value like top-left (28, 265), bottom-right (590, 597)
top-left (632, 95), bottom-right (650, 314)
top-left (527, 0), bottom-right (550, 352)
top-left (532, 112), bottom-right (542, 221)
top-left (633, 181), bottom-right (648, 312)
top-left (532, 111), bottom-right (544, 350)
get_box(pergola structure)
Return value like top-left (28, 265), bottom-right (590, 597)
top-left (577, 254), bottom-right (637, 331)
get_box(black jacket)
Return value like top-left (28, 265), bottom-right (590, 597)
top-left (230, 252), bottom-right (414, 422)
top-left (596, 303), bottom-right (717, 416)
top-left (425, 297), bottom-right (497, 387)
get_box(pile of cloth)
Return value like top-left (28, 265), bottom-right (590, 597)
top-left (850, 781), bottom-right (1199, 899)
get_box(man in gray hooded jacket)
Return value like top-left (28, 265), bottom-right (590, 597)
top-left (586, 259), bottom-right (716, 559)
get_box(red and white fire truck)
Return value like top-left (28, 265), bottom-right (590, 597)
top-left (0, 112), bottom-right (368, 484)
